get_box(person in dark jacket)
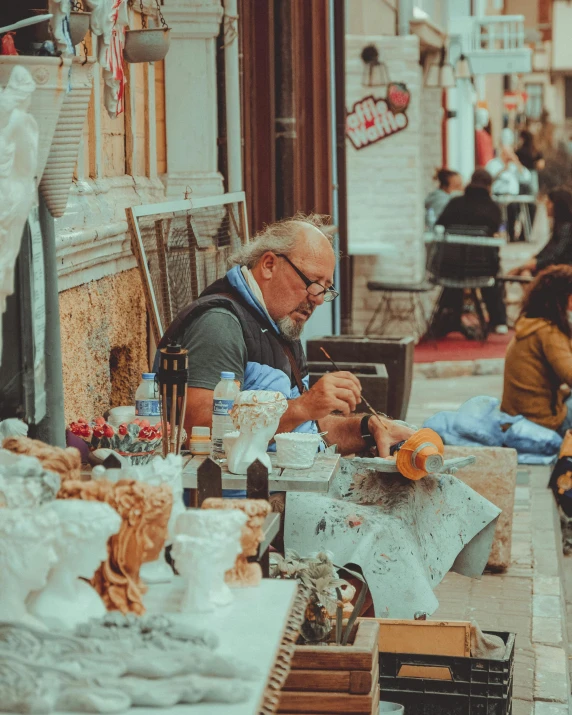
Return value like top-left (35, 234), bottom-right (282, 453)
top-left (435, 168), bottom-right (508, 334)
top-left (509, 188), bottom-right (572, 277)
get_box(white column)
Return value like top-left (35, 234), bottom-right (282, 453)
top-left (162, 0), bottom-right (224, 198)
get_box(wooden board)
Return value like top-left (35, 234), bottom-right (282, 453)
top-left (290, 620), bottom-right (379, 671)
top-left (367, 618), bottom-right (471, 657)
top-left (181, 452), bottom-right (341, 493)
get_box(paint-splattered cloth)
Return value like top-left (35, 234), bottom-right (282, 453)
top-left (285, 458), bottom-right (500, 618)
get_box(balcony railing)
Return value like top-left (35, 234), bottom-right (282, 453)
top-left (450, 15), bottom-right (532, 75)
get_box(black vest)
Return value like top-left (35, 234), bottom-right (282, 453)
top-left (158, 276), bottom-right (308, 392)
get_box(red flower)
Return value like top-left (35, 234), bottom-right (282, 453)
top-left (69, 421), bottom-right (92, 439)
top-left (139, 419), bottom-right (150, 428)
top-left (118, 423), bottom-right (128, 436)
top-left (94, 416), bottom-right (106, 426)
top-left (102, 424), bottom-right (114, 438)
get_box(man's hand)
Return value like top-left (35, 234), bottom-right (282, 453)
top-left (298, 371), bottom-right (362, 420)
top-left (368, 415), bottom-right (415, 458)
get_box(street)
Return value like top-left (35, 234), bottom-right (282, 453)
top-left (408, 370), bottom-right (572, 714)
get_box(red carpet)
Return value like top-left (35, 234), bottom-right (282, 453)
top-left (414, 331), bottom-right (513, 363)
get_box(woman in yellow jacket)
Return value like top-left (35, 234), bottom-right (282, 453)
top-left (501, 265), bottom-right (572, 435)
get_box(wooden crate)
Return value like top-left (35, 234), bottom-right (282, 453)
top-left (278, 619), bottom-right (380, 714)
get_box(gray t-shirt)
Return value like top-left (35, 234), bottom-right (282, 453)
top-left (181, 308), bottom-right (247, 390)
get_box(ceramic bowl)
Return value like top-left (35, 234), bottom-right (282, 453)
top-left (274, 432), bottom-right (321, 469)
top-left (222, 431), bottom-right (240, 459)
top-left (123, 28), bottom-right (171, 64)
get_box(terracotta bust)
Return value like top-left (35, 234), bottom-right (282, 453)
top-left (58, 479), bottom-right (173, 614)
top-left (202, 498), bottom-right (271, 587)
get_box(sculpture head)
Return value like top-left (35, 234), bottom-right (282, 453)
top-left (0, 449), bottom-right (60, 508)
top-left (57, 478), bottom-right (172, 614)
top-left (48, 499), bottom-right (121, 579)
top-left (0, 506), bottom-right (59, 595)
top-left (4, 436), bottom-right (81, 483)
top-left (175, 507), bottom-right (247, 540)
top-left (202, 498), bottom-right (271, 557)
top-left (230, 390), bottom-right (288, 432)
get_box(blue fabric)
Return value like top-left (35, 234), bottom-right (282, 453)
top-left (423, 395), bottom-right (562, 464)
top-left (226, 266), bottom-right (281, 334)
top-left (558, 395), bottom-right (572, 436)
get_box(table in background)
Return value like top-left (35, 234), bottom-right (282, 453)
top-left (494, 194), bottom-right (535, 242)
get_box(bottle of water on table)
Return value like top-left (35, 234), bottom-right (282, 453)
top-left (211, 371), bottom-right (240, 460)
top-left (135, 373), bottom-right (161, 426)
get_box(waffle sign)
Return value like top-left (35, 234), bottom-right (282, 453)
top-left (346, 86), bottom-right (410, 151)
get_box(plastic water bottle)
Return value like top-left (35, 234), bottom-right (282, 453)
top-left (135, 373), bottom-right (161, 426)
top-left (211, 372), bottom-right (240, 460)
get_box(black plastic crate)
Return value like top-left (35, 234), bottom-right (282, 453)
top-left (379, 630), bottom-right (515, 715)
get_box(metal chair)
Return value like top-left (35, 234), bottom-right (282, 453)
top-left (426, 226), bottom-right (504, 340)
top-left (364, 280), bottom-right (435, 337)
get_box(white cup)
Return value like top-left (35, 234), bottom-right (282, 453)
top-left (274, 432), bottom-right (321, 469)
top-left (379, 703), bottom-right (405, 714)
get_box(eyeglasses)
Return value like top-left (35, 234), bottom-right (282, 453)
top-left (275, 254), bottom-right (339, 302)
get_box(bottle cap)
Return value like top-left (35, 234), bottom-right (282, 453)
top-left (191, 426), bottom-right (211, 438)
top-left (142, 373), bottom-right (156, 380)
top-left (220, 371), bottom-right (235, 380)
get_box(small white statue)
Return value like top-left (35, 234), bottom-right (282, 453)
top-left (27, 500), bottom-right (122, 630)
top-left (174, 509), bottom-right (247, 611)
top-left (0, 449), bottom-right (60, 508)
top-left (0, 506), bottom-right (59, 629)
top-left (95, 454), bottom-right (185, 584)
top-left (227, 390), bottom-right (288, 475)
top-left (0, 418), bottom-right (28, 441)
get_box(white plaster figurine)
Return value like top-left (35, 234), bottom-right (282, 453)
top-left (227, 390), bottom-right (288, 475)
top-left (0, 506), bottom-right (59, 629)
top-left (27, 500), bottom-right (122, 630)
top-left (0, 66), bottom-right (39, 368)
top-left (94, 454), bottom-right (185, 584)
top-left (0, 449), bottom-right (60, 508)
top-left (173, 509), bottom-right (247, 611)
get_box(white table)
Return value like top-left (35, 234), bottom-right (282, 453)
top-left (142, 578), bottom-right (302, 714)
top-left (181, 452), bottom-right (341, 493)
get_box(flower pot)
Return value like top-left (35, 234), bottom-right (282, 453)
top-left (39, 56), bottom-right (95, 218)
top-left (69, 11), bottom-right (91, 46)
top-left (274, 432), bottom-right (321, 469)
top-left (123, 28), bottom-right (170, 63)
top-left (0, 56), bottom-right (71, 181)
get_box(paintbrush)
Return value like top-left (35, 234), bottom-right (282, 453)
top-left (319, 346), bottom-right (389, 433)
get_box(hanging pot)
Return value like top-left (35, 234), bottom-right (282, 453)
top-left (0, 56), bottom-right (71, 180)
top-left (69, 11), bottom-right (91, 46)
top-left (39, 56), bottom-right (95, 217)
top-left (123, 28), bottom-right (170, 63)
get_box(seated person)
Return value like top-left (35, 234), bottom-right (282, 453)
top-left (501, 265), bottom-right (572, 436)
top-left (486, 146), bottom-right (532, 242)
top-left (509, 188), bottom-right (572, 277)
top-left (424, 168), bottom-right (463, 227)
top-left (158, 214), bottom-right (413, 457)
top-left (435, 168), bottom-right (508, 335)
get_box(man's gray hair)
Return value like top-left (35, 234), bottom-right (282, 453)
top-left (229, 212), bottom-right (335, 268)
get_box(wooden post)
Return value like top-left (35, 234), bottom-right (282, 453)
top-left (247, 459), bottom-right (270, 500)
top-left (246, 459), bottom-right (271, 577)
top-left (197, 457), bottom-right (223, 506)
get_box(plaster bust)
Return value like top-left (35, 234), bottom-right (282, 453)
top-left (227, 390), bottom-right (288, 475)
top-left (0, 506), bottom-right (59, 629)
top-left (58, 479), bottom-right (173, 615)
top-left (3, 435), bottom-right (82, 483)
top-left (27, 500), bottom-right (122, 630)
top-left (202, 498), bottom-right (272, 587)
top-left (174, 509), bottom-right (247, 608)
top-left (0, 449), bottom-right (60, 508)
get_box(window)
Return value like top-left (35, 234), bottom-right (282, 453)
top-left (525, 83), bottom-right (544, 120)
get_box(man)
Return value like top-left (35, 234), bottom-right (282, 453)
top-left (486, 146), bottom-right (531, 242)
top-left (158, 214), bottom-right (413, 456)
top-left (435, 168), bottom-right (508, 335)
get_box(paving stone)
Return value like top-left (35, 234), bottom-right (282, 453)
top-left (443, 446), bottom-right (517, 571)
top-left (534, 549), bottom-right (560, 578)
top-left (532, 616), bottom-right (563, 646)
top-left (534, 577), bottom-right (561, 597)
top-left (533, 703), bottom-right (569, 715)
top-left (513, 700), bottom-right (533, 715)
top-left (533, 595), bottom-right (563, 619)
top-left (533, 645), bottom-right (569, 703)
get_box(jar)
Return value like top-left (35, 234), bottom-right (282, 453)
top-left (189, 426), bottom-right (212, 455)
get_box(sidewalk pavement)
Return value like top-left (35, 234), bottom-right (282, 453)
top-left (407, 373), bottom-right (572, 715)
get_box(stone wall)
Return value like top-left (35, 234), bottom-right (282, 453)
top-left (346, 35), bottom-right (441, 335)
top-left (59, 269), bottom-right (148, 423)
